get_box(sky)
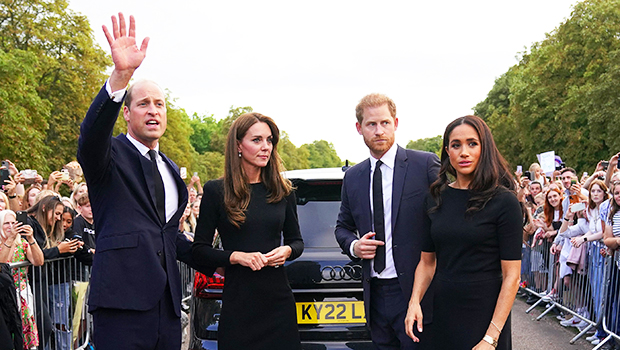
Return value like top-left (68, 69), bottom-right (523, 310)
top-left (69, 0), bottom-right (579, 164)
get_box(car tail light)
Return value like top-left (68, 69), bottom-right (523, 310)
top-left (194, 271), bottom-right (224, 299)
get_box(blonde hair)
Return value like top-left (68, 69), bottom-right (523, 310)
top-left (355, 93), bottom-right (396, 124)
top-left (0, 192), bottom-right (10, 211)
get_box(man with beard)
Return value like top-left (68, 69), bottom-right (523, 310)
top-left (335, 93), bottom-right (440, 349)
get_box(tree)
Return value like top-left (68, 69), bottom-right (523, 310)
top-left (0, 0), bottom-right (110, 172)
top-left (189, 113), bottom-right (218, 154)
top-left (209, 106), bottom-right (253, 154)
top-left (300, 140), bottom-right (343, 168)
top-left (0, 49), bottom-right (51, 170)
top-left (476, 0), bottom-right (620, 172)
top-left (406, 135), bottom-right (443, 156)
top-left (279, 132), bottom-right (309, 170)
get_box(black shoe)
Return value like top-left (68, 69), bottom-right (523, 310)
top-left (526, 296), bottom-right (538, 305)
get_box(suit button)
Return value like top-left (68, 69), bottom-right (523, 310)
top-left (157, 250), bottom-right (162, 256)
top-left (399, 272), bottom-right (404, 276)
top-left (393, 244), bottom-right (398, 248)
top-left (365, 278), bottom-right (370, 283)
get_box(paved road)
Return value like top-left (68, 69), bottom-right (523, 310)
top-left (183, 297), bottom-right (598, 349)
top-left (512, 297), bottom-right (594, 350)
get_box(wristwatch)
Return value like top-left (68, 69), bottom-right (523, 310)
top-left (584, 236), bottom-right (588, 242)
top-left (483, 335), bottom-right (498, 348)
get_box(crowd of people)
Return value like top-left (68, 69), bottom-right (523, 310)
top-left (0, 159), bottom-right (202, 349)
top-left (518, 156), bottom-right (620, 347)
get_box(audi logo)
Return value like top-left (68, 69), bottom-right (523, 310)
top-left (320, 265), bottom-right (362, 281)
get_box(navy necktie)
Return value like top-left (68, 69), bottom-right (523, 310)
top-left (148, 150), bottom-right (166, 225)
top-left (373, 160), bottom-right (385, 274)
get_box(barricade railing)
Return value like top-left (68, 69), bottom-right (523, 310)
top-left (594, 249), bottom-right (620, 349)
top-left (522, 237), bottom-right (602, 344)
top-left (521, 237), bottom-right (620, 348)
top-left (9, 257), bottom-right (194, 350)
top-left (10, 256), bottom-right (92, 350)
top-left (178, 260), bottom-right (194, 303)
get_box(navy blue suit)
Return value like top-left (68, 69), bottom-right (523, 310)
top-left (335, 146), bottom-right (439, 348)
top-left (78, 85), bottom-right (195, 349)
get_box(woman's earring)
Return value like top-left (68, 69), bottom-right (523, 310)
top-left (238, 151), bottom-right (242, 158)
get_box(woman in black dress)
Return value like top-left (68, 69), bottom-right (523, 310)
top-left (192, 112), bottom-right (304, 350)
top-left (405, 115), bottom-right (522, 349)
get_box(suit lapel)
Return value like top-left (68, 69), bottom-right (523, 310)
top-left (392, 146), bottom-right (408, 229)
top-left (119, 134), bottom-right (161, 224)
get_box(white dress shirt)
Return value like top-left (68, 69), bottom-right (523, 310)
top-left (106, 80), bottom-right (179, 223)
top-left (350, 143), bottom-right (399, 279)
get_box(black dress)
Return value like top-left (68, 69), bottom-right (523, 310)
top-left (193, 180), bottom-right (304, 350)
top-left (422, 187), bottom-right (522, 350)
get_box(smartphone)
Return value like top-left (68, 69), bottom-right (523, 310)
top-left (602, 161), bottom-right (609, 170)
top-left (0, 161), bottom-right (9, 188)
top-left (193, 172), bottom-right (198, 177)
top-left (571, 179), bottom-right (577, 185)
top-left (516, 165), bottom-right (522, 173)
top-left (59, 169), bottom-right (70, 182)
top-left (571, 202), bottom-right (586, 212)
top-left (16, 211), bottom-right (28, 226)
top-left (180, 167), bottom-right (187, 179)
top-left (524, 171), bottom-right (532, 180)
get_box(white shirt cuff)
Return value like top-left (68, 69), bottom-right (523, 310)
top-left (350, 239), bottom-right (359, 258)
top-left (105, 79), bottom-right (128, 103)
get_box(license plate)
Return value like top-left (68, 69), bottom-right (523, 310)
top-left (296, 301), bottom-right (366, 324)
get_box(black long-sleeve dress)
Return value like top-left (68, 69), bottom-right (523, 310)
top-left (422, 187), bottom-right (522, 350)
top-left (192, 179), bottom-right (304, 350)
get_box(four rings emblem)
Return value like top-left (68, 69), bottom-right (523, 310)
top-left (320, 265), bottom-right (362, 281)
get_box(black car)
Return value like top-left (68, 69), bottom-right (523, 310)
top-left (189, 167), bottom-right (372, 349)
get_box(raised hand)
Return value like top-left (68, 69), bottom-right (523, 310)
top-left (103, 13), bottom-right (150, 91)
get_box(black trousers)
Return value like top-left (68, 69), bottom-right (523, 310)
top-left (92, 285), bottom-right (180, 350)
top-left (370, 278), bottom-right (431, 350)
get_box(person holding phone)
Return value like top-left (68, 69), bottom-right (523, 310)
top-left (559, 167), bottom-right (588, 214)
top-left (405, 115), bottom-right (521, 349)
top-left (0, 209), bottom-right (44, 349)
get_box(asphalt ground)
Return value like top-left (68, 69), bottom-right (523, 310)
top-left (183, 296), bottom-right (599, 350)
top-left (512, 296), bottom-right (595, 350)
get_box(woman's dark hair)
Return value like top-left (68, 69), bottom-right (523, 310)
top-left (224, 112), bottom-right (292, 228)
top-left (429, 115), bottom-right (515, 214)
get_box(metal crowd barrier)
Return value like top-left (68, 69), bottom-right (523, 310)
top-left (521, 237), bottom-right (620, 348)
top-left (10, 256), bottom-right (92, 350)
top-left (595, 249), bottom-right (620, 349)
top-left (8, 257), bottom-right (195, 350)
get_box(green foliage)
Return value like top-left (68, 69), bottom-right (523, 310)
top-left (406, 135), bottom-right (443, 156)
top-left (476, 0), bottom-right (620, 173)
top-left (279, 132), bottom-right (309, 170)
top-left (300, 140), bottom-right (343, 168)
top-left (0, 49), bottom-right (51, 170)
top-left (208, 106), bottom-right (253, 154)
top-left (0, 0), bottom-right (109, 173)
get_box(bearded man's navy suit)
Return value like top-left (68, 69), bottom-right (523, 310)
top-left (335, 146), bottom-right (439, 348)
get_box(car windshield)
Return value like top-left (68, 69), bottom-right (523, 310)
top-left (293, 180), bottom-right (342, 248)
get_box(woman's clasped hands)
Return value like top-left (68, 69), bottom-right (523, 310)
top-left (231, 245), bottom-right (292, 271)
